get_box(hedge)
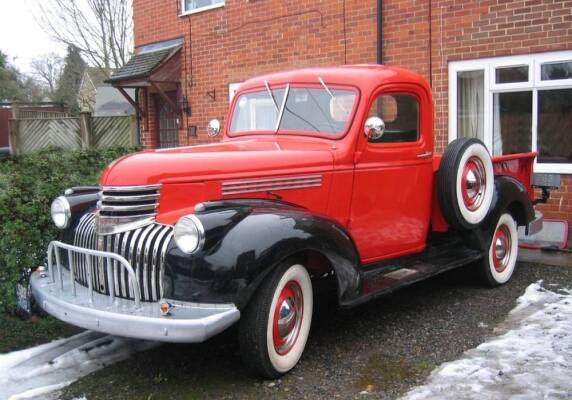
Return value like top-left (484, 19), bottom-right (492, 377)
top-left (0, 147), bottom-right (140, 314)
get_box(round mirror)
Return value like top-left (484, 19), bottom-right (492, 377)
top-left (207, 119), bottom-right (221, 137)
top-left (364, 116), bottom-right (385, 141)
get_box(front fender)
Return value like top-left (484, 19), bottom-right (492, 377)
top-left (163, 201), bottom-right (361, 309)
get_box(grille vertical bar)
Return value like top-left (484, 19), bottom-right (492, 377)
top-left (71, 213), bottom-right (172, 302)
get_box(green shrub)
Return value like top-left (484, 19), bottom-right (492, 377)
top-left (0, 147), bottom-right (140, 314)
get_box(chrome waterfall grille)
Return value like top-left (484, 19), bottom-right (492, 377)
top-left (97, 184), bottom-right (161, 235)
top-left (72, 213), bottom-right (173, 302)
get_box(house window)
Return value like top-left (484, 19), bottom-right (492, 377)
top-left (182, 0), bottom-right (224, 15)
top-left (449, 51), bottom-right (572, 174)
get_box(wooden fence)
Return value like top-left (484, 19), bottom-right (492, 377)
top-left (9, 111), bottom-right (137, 155)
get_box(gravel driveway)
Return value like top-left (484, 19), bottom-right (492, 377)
top-left (60, 261), bottom-right (572, 400)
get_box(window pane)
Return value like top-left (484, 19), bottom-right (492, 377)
top-left (493, 91), bottom-right (532, 155)
top-left (184, 0), bottom-right (223, 11)
top-left (457, 70), bottom-right (484, 141)
top-left (495, 66), bottom-right (528, 84)
top-left (230, 89), bottom-right (285, 132)
top-left (368, 94), bottom-right (419, 143)
top-left (541, 62), bottom-right (572, 81)
top-left (537, 89), bottom-right (572, 164)
top-left (279, 88), bottom-right (356, 134)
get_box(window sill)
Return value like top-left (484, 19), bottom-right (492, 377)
top-left (180, 3), bottom-right (224, 16)
top-left (534, 163), bottom-right (572, 175)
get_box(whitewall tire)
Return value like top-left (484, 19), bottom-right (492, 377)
top-left (480, 213), bottom-right (519, 286)
top-left (438, 138), bottom-right (494, 230)
top-left (239, 261), bottom-right (313, 378)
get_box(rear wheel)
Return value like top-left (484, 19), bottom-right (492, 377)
top-left (478, 213), bottom-right (519, 286)
top-left (239, 261), bottom-right (313, 378)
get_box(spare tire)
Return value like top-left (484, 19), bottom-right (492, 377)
top-left (437, 138), bottom-right (494, 230)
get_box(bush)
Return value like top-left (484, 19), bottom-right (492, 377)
top-left (0, 147), bottom-right (140, 313)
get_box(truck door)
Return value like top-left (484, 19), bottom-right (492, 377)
top-left (349, 84), bottom-right (434, 263)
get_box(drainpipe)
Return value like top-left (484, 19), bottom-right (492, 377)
top-left (377, 0), bottom-right (383, 64)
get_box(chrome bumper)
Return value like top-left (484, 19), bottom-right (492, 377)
top-left (30, 241), bottom-right (240, 342)
top-left (527, 211), bottom-right (544, 235)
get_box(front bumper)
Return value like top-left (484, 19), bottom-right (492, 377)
top-left (31, 268), bottom-right (240, 343)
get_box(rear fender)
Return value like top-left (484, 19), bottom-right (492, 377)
top-left (462, 176), bottom-right (534, 250)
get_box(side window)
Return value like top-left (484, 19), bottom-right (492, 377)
top-left (368, 94), bottom-right (420, 143)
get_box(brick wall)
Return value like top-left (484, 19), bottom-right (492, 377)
top-left (382, 0), bottom-right (572, 240)
top-left (133, 0), bottom-right (572, 237)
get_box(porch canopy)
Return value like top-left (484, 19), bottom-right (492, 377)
top-left (106, 45), bottom-right (182, 115)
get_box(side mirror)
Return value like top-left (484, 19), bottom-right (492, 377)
top-left (207, 119), bottom-right (221, 137)
top-left (364, 117), bottom-right (385, 141)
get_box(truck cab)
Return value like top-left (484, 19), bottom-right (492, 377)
top-left (30, 65), bottom-right (542, 378)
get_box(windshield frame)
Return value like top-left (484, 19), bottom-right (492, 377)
top-left (227, 82), bottom-right (361, 140)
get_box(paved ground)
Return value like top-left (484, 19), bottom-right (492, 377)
top-left (56, 260), bottom-right (572, 400)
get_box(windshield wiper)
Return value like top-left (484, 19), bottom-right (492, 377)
top-left (319, 76), bottom-right (349, 114)
top-left (318, 77), bottom-right (334, 99)
top-left (264, 80), bottom-right (279, 112)
top-left (275, 84), bottom-right (290, 133)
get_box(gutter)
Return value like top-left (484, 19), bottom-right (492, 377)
top-left (377, 0), bottom-right (383, 64)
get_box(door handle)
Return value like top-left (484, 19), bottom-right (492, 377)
top-left (416, 151), bottom-right (433, 159)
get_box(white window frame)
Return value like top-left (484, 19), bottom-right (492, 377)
top-left (229, 82), bottom-right (242, 103)
top-left (180, 0), bottom-right (224, 16)
top-left (449, 50), bottom-right (572, 174)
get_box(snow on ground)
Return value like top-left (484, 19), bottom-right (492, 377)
top-left (402, 281), bottom-right (572, 400)
top-left (0, 331), bottom-right (157, 400)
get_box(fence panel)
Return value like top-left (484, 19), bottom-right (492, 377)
top-left (17, 118), bottom-right (81, 153)
top-left (92, 116), bottom-right (133, 149)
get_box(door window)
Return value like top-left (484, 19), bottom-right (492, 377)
top-left (367, 94), bottom-right (419, 143)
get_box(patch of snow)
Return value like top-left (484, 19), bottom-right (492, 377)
top-left (401, 281), bottom-right (572, 400)
top-left (0, 330), bottom-right (157, 400)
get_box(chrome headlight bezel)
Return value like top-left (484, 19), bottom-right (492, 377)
top-left (50, 196), bottom-right (72, 229)
top-left (173, 214), bottom-right (205, 254)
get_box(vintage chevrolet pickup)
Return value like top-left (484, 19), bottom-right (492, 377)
top-left (29, 65), bottom-right (546, 378)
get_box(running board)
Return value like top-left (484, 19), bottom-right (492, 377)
top-left (343, 239), bottom-right (484, 308)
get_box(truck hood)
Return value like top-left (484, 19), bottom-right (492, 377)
top-left (99, 139), bottom-right (335, 186)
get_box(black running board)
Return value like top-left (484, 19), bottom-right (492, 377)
top-left (341, 238), bottom-right (484, 308)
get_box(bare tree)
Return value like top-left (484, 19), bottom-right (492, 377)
top-left (30, 53), bottom-right (64, 98)
top-left (36, 0), bottom-right (133, 74)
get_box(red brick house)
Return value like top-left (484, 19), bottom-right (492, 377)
top-left (109, 0), bottom-right (572, 236)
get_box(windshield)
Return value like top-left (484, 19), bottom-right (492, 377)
top-left (230, 86), bottom-right (357, 135)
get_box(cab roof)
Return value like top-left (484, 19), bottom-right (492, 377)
top-left (239, 65), bottom-right (430, 93)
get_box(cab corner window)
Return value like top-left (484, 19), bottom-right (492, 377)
top-left (368, 94), bottom-right (419, 143)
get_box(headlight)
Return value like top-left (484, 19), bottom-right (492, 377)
top-left (50, 196), bottom-right (71, 229)
top-left (174, 214), bottom-right (205, 254)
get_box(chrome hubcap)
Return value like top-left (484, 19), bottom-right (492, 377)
top-left (273, 281), bottom-right (304, 355)
top-left (462, 157), bottom-right (487, 211)
top-left (492, 224), bottom-right (512, 273)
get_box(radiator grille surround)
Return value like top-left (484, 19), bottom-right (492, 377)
top-left (72, 212), bottom-right (173, 302)
top-left (97, 184), bottom-right (161, 235)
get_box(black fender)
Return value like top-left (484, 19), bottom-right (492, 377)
top-left (462, 175), bottom-right (534, 250)
top-left (163, 200), bottom-right (362, 310)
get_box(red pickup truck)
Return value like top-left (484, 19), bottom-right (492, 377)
top-left (30, 65), bottom-right (543, 378)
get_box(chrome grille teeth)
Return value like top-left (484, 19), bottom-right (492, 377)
top-left (71, 213), bottom-right (172, 302)
top-left (97, 184), bottom-right (161, 235)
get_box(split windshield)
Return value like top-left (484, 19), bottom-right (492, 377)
top-left (230, 85), bottom-right (357, 135)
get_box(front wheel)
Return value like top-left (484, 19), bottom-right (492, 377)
top-left (239, 261), bottom-right (313, 378)
top-left (478, 213), bottom-right (519, 286)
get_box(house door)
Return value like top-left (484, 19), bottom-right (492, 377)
top-left (156, 93), bottom-right (179, 148)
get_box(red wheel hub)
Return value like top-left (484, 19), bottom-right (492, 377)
top-left (492, 224), bottom-right (512, 273)
top-left (461, 156), bottom-right (487, 211)
top-left (272, 280), bottom-right (304, 355)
